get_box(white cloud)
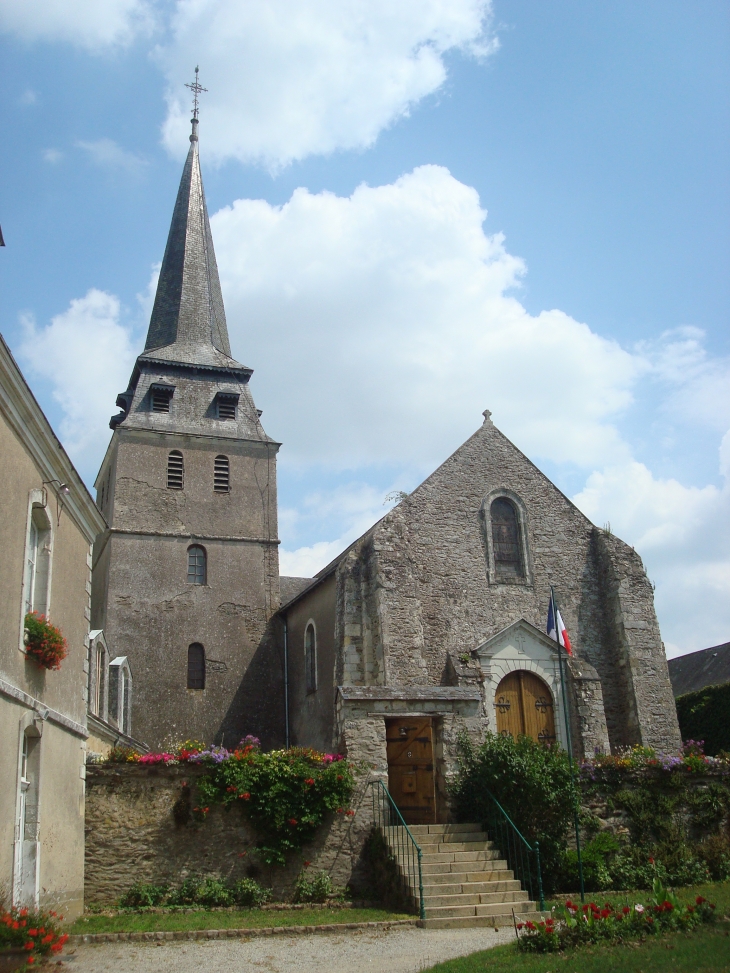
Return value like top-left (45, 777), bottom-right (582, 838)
top-left (19, 89), bottom-right (37, 106)
top-left (0, 0), bottom-right (153, 50)
top-left (77, 138), bottom-right (148, 174)
top-left (42, 148), bottom-right (64, 164)
top-left (213, 165), bottom-right (640, 471)
top-left (574, 454), bottom-right (730, 657)
top-left (19, 166), bottom-right (728, 654)
top-left (158, 0), bottom-right (497, 167)
top-left (18, 290), bottom-right (137, 477)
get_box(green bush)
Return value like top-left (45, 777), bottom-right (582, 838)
top-left (676, 683), bottom-right (730, 756)
top-left (293, 869), bottom-right (341, 903)
top-left (232, 878), bottom-right (271, 907)
top-left (196, 747), bottom-right (355, 865)
top-left (452, 733), bottom-right (575, 891)
top-left (119, 882), bottom-right (170, 908)
top-left (558, 832), bottom-right (619, 893)
top-left (166, 876), bottom-right (234, 907)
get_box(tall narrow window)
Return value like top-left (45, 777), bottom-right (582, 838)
top-left (490, 498), bottom-right (524, 579)
top-left (94, 642), bottom-right (105, 715)
top-left (23, 505), bottom-right (51, 616)
top-left (187, 545), bottom-right (207, 585)
top-left (214, 455), bottom-right (230, 493)
top-left (305, 623), bottom-right (317, 693)
top-left (167, 450), bottom-right (184, 490)
top-left (187, 643), bottom-right (206, 690)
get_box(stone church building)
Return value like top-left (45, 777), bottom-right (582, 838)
top-left (90, 115), bottom-right (681, 822)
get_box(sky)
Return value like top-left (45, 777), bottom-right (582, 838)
top-left (1, 0), bottom-right (728, 658)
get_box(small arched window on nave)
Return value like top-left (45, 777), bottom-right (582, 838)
top-left (187, 643), bottom-right (206, 690)
top-left (490, 497), bottom-right (524, 579)
top-left (305, 623), bottom-right (317, 693)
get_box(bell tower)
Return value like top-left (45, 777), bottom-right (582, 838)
top-left (91, 74), bottom-right (282, 748)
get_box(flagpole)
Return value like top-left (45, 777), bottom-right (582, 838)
top-left (551, 585), bottom-right (585, 903)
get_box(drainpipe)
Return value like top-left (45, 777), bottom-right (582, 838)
top-left (283, 616), bottom-right (290, 749)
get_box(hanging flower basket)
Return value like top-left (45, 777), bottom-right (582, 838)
top-left (24, 612), bottom-right (67, 671)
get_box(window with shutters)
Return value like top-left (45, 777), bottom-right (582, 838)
top-left (214, 455), bottom-right (230, 493)
top-left (187, 643), bottom-right (206, 690)
top-left (490, 497), bottom-right (524, 580)
top-left (151, 387), bottom-right (172, 412)
top-left (167, 450), bottom-right (184, 490)
top-left (217, 395), bottom-right (237, 420)
top-left (305, 622), bottom-right (317, 693)
top-left (187, 545), bottom-right (206, 585)
top-left (23, 504), bottom-right (52, 617)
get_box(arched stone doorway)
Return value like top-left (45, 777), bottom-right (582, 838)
top-left (494, 671), bottom-right (556, 745)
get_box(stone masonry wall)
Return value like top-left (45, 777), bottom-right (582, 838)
top-left (332, 414), bottom-right (680, 757)
top-left (84, 761), bottom-right (378, 906)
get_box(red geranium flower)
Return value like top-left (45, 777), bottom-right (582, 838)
top-left (289, 818), bottom-right (298, 826)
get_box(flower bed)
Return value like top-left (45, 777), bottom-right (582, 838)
top-left (105, 738), bottom-right (355, 866)
top-left (516, 879), bottom-right (716, 952)
top-left (23, 612), bottom-right (67, 670)
top-left (0, 906), bottom-right (69, 968)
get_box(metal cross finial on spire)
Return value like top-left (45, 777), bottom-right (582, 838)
top-left (185, 66), bottom-right (208, 120)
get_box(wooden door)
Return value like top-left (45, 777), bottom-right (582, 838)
top-left (386, 718), bottom-right (436, 825)
top-left (495, 671), bottom-right (556, 745)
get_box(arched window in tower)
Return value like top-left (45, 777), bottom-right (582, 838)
top-left (187, 643), bottom-right (206, 690)
top-left (167, 450), bottom-right (184, 490)
top-left (490, 497), bottom-right (524, 579)
top-left (214, 455), bottom-right (230, 493)
top-left (187, 545), bottom-right (207, 585)
top-left (305, 622), bottom-right (317, 693)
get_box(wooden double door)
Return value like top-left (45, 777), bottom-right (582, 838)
top-left (495, 670), bottom-right (556, 745)
top-left (386, 717), bottom-right (436, 825)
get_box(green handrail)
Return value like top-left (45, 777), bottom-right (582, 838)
top-left (369, 780), bottom-right (426, 920)
top-left (479, 784), bottom-right (545, 911)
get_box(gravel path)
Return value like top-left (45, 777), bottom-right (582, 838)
top-left (62, 924), bottom-right (515, 973)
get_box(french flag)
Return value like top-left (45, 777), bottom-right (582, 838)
top-left (547, 596), bottom-right (573, 655)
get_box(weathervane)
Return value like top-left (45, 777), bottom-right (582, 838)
top-left (185, 66), bottom-right (208, 120)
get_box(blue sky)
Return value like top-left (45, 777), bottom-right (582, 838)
top-left (1, 1), bottom-right (728, 657)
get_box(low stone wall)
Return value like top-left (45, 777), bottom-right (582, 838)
top-left (84, 761), bottom-right (376, 906)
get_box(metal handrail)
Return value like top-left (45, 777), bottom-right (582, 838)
top-left (369, 780), bottom-right (426, 920)
top-left (479, 785), bottom-right (545, 911)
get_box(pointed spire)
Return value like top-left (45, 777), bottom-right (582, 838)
top-left (141, 80), bottom-right (243, 371)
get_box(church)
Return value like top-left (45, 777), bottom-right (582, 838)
top-left (90, 110), bottom-right (681, 821)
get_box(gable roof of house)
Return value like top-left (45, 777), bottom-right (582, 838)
top-left (667, 642), bottom-right (730, 697)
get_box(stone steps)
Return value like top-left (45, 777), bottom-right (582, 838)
top-left (379, 822), bottom-right (542, 929)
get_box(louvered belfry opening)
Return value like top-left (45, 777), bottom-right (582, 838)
top-left (151, 388), bottom-right (172, 412)
top-left (167, 450), bottom-right (184, 489)
top-left (217, 397), bottom-right (236, 420)
top-left (187, 643), bottom-right (206, 690)
top-left (214, 455), bottom-right (230, 493)
top-left (491, 498), bottom-right (524, 578)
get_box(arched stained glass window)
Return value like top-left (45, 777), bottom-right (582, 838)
top-left (187, 643), bottom-right (206, 690)
top-left (490, 498), bottom-right (524, 579)
top-left (305, 623), bottom-right (317, 693)
top-left (187, 545), bottom-right (207, 585)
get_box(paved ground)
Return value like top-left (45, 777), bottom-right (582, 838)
top-left (61, 924), bottom-right (515, 973)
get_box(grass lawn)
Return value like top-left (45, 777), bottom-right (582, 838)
top-left (424, 926), bottom-right (729, 973)
top-left (424, 882), bottom-right (730, 973)
top-left (67, 906), bottom-right (411, 935)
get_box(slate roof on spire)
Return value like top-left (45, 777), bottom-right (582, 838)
top-left (139, 117), bottom-right (248, 374)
